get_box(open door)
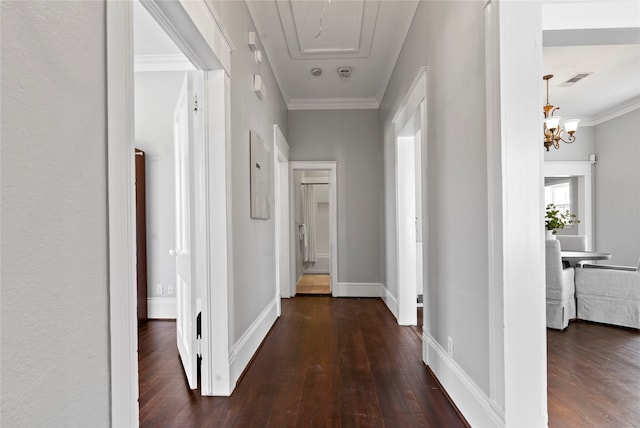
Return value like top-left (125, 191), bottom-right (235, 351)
top-left (172, 72), bottom-right (198, 389)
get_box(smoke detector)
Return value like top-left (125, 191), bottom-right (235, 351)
top-left (337, 66), bottom-right (352, 78)
top-left (310, 67), bottom-right (323, 77)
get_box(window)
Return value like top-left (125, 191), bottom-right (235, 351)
top-left (545, 181), bottom-right (571, 214)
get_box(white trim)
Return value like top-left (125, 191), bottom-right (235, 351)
top-left (335, 283), bottom-right (383, 298)
top-left (287, 97), bottom-right (379, 111)
top-left (134, 54), bottom-right (196, 72)
top-left (107, 2), bottom-right (139, 426)
top-left (147, 297), bottom-right (177, 319)
top-left (139, 0), bottom-right (232, 74)
top-left (381, 286), bottom-right (399, 319)
top-left (593, 98), bottom-right (640, 126)
top-left (200, 70), bottom-right (233, 396)
top-left (392, 68), bottom-right (427, 327)
top-left (425, 334), bottom-right (505, 427)
top-left (544, 160), bottom-right (595, 249)
top-left (274, 124), bottom-right (290, 308)
top-left (484, 0), bottom-right (505, 414)
top-left (289, 161), bottom-right (338, 297)
top-left (228, 298), bottom-right (279, 389)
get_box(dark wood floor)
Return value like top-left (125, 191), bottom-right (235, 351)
top-left (139, 299), bottom-right (640, 427)
top-left (138, 297), bottom-right (466, 427)
top-left (547, 320), bottom-right (640, 428)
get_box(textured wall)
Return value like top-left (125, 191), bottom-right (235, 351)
top-left (1, 1), bottom-right (111, 426)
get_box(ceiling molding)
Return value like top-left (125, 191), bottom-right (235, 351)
top-left (376, 0), bottom-right (420, 104)
top-left (287, 97), bottom-right (379, 111)
top-left (276, 0), bottom-right (379, 59)
top-left (593, 97), bottom-right (640, 126)
top-left (134, 54), bottom-right (195, 72)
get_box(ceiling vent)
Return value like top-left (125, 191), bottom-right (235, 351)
top-left (560, 73), bottom-right (592, 87)
top-left (337, 66), bottom-right (352, 78)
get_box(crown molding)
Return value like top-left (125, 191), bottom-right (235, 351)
top-left (134, 54), bottom-right (195, 72)
top-left (593, 97), bottom-right (640, 126)
top-left (287, 97), bottom-right (379, 110)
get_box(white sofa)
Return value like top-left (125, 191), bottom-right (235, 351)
top-left (574, 258), bottom-right (640, 329)
top-left (545, 240), bottom-right (576, 330)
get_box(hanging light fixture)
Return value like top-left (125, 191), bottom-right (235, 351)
top-left (543, 74), bottom-right (580, 151)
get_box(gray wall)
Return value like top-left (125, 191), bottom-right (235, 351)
top-left (380, 1), bottom-right (490, 394)
top-left (594, 109), bottom-right (640, 265)
top-left (135, 71), bottom-right (186, 298)
top-left (214, 1), bottom-right (289, 343)
top-left (1, 1), bottom-right (111, 426)
top-left (543, 124), bottom-right (595, 161)
top-left (288, 109), bottom-right (383, 284)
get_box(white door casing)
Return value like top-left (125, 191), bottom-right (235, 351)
top-left (274, 125), bottom-right (291, 304)
top-left (392, 68), bottom-right (427, 327)
top-left (289, 161), bottom-right (338, 297)
top-left (173, 72), bottom-right (198, 390)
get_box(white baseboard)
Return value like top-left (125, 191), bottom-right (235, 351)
top-left (424, 333), bottom-right (504, 427)
top-left (147, 297), bottom-right (177, 319)
top-left (229, 298), bottom-right (279, 388)
top-left (335, 282), bottom-right (383, 297)
top-left (380, 285), bottom-right (399, 319)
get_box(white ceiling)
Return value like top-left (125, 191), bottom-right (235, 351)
top-left (542, 39), bottom-right (640, 124)
top-left (246, 0), bottom-right (419, 110)
top-left (134, 0), bottom-right (640, 120)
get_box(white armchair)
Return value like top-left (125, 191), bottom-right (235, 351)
top-left (556, 235), bottom-right (587, 251)
top-left (546, 240), bottom-right (576, 330)
top-left (575, 258), bottom-right (640, 329)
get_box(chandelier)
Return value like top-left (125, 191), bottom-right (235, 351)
top-left (543, 74), bottom-right (580, 151)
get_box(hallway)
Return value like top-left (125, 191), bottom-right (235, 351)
top-left (139, 297), bottom-right (467, 427)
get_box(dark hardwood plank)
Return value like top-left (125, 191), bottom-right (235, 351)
top-left (547, 320), bottom-right (640, 428)
top-left (139, 297), bottom-right (466, 427)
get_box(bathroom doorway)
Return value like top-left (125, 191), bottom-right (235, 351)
top-left (289, 162), bottom-right (337, 297)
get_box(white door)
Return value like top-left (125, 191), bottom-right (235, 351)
top-left (172, 72), bottom-right (198, 389)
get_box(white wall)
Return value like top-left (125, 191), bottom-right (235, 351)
top-left (135, 71), bottom-right (186, 298)
top-left (380, 0), bottom-right (490, 399)
top-left (1, 1), bottom-right (111, 426)
top-left (594, 109), bottom-right (640, 265)
top-left (213, 1), bottom-right (289, 344)
top-left (288, 109), bottom-right (383, 285)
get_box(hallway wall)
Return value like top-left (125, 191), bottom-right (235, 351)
top-left (212, 1), bottom-right (289, 345)
top-left (1, 1), bottom-right (110, 426)
top-left (380, 0), bottom-right (490, 411)
top-left (289, 109), bottom-right (383, 287)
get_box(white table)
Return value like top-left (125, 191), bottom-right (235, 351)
top-left (561, 251), bottom-right (611, 268)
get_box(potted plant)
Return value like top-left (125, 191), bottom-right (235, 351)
top-left (545, 204), bottom-right (579, 237)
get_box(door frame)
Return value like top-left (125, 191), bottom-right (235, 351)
top-left (107, 1), bottom-right (234, 424)
top-left (273, 125), bottom-right (290, 308)
top-left (289, 161), bottom-right (338, 297)
top-left (393, 68), bottom-right (427, 327)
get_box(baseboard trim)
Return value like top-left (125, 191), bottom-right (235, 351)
top-left (229, 298), bottom-right (279, 388)
top-left (381, 285), bottom-right (399, 319)
top-left (425, 333), bottom-right (504, 427)
top-left (335, 282), bottom-right (383, 297)
top-left (147, 297), bottom-right (177, 319)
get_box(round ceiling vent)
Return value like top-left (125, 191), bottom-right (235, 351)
top-left (310, 67), bottom-right (323, 77)
top-left (337, 66), bottom-right (352, 78)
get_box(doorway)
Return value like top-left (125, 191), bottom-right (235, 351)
top-left (289, 162), bottom-right (338, 297)
top-left (393, 68), bottom-right (427, 327)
